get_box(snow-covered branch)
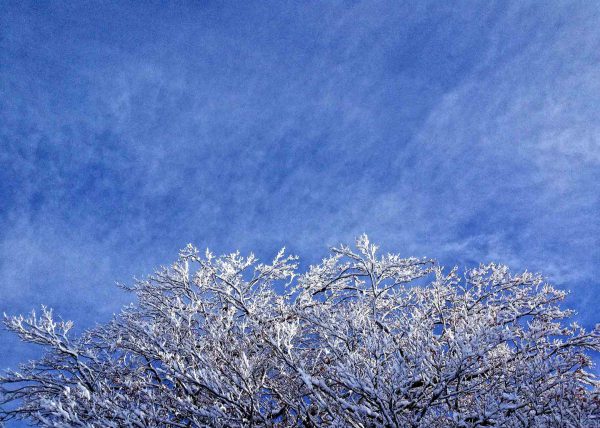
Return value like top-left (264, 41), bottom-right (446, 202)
top-left (2, 236), bottom-right (599, 427)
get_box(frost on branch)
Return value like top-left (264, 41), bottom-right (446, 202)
top-left (1, 236), bottom-right (599, 427)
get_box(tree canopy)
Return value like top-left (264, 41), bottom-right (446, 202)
top-left (2, 236), bottom-right (599, 427)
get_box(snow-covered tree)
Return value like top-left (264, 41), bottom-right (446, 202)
top-left (2, 236), bottom-right (599, 427)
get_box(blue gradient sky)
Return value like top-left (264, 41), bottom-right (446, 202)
top-left (1, 0), bottom-right (599, 382)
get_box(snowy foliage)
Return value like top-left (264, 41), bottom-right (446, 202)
top-left (2, 236), bottom-right (599, 427)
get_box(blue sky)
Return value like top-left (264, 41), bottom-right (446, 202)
top-left (1, 0), bottom-right (599, 379)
